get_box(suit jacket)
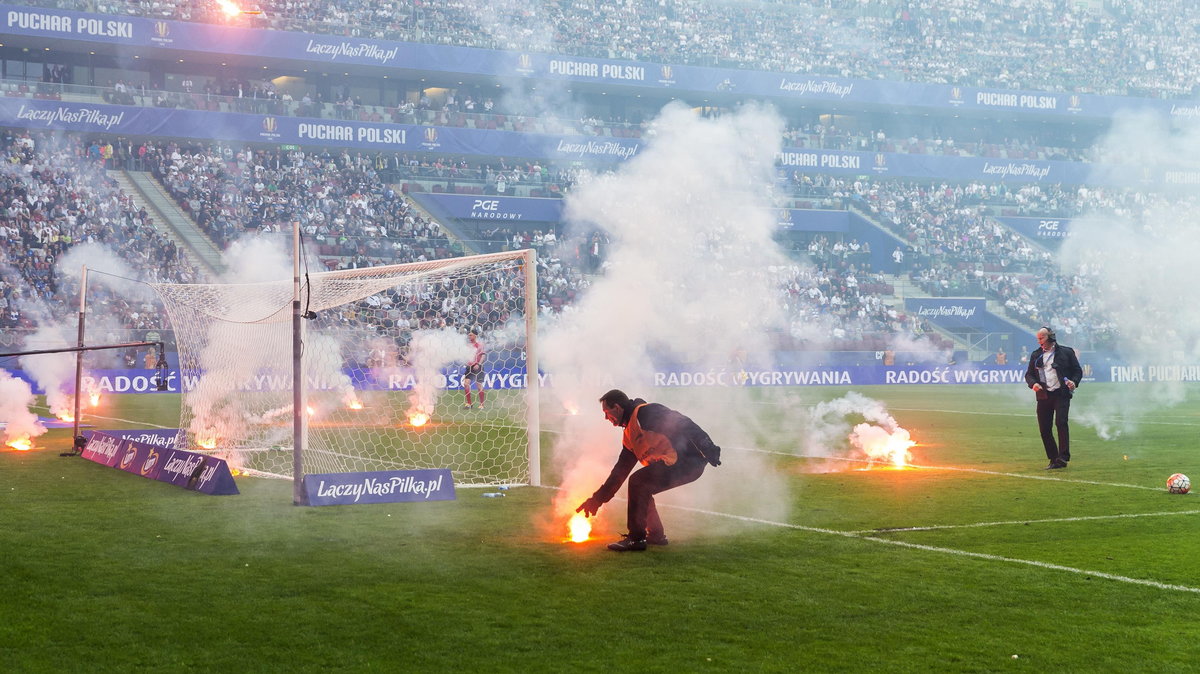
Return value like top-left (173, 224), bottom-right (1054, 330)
top-left (1024, 344), bottom-right (1083, 398)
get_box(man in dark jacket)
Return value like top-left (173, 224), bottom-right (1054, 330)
top-left (1024, 326), bottom-right (1083, 469)
top-left (577, 389), bottom-right (721, 551)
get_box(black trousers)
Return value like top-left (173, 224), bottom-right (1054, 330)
top-left (1035, 390), bottom-right (1072, 463)
top-left (627, 457), bottom-right (707, 540)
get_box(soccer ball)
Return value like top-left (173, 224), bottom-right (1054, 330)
top-left (1167, 473), bottom-right (1191, 495)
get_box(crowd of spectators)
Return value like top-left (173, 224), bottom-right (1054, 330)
top-left (137, 139), bottom-right (595, 315)
top-left (0, 121), bottom-right (1131, 357)
top-left (42, 0), bottom-right (1200, 100)
top-left (791, 173), bottom-right (1135, 348)
top-left (0, 130), bottom-right (199, 349)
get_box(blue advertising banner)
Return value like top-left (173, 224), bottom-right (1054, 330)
top-left (0, 97), bottom-right (642, 162)
top-left (781, 208), bottom-right (850, 232)
top-left (413, 193), bottom-right (851, 232)
top-left (82, 431), bottom-right (239, 494)
top-left (414, 193), bottom-right (565, 222)
top-left (0, 3), bottom-right (1185, 122)
top-left (301, 468), bottom-right (455, 506)
top-left (904, 298), bottom-right (990, 328)
top-left (0, 96), bottom-right (1168, 185)
top-left (994, 216), bottom-right (1071, 244)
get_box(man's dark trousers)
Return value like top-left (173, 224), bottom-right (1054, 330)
top-left (1036, 389), bottom-right (1072, 463)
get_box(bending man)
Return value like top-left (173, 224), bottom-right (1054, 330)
top-left (577, 389), bottom-right (722, 552)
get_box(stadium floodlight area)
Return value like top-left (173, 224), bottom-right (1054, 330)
top-left (150, 249), bottom-right (539, 492)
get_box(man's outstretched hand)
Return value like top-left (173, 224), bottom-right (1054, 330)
top-left (576, 497), bottom-right (601, 517)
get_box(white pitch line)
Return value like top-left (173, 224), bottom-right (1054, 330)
top-left (885, 405), bottom-right (1200, 427)
top-left (746, 448), bottom-right (1165, 491)
top-left (670, 505), bottom-right (1200, 595)
top-left (845, 509), bottom-right (1200, 535)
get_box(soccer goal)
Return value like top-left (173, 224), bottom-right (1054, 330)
top-left (150, 248), bottom-right (540, 499)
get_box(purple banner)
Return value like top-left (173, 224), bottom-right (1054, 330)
top-left (302, 469), bottom-right (455, 506)
top-left (89, 428), bottom-right (180, 449)
top-left (82, 431), bottom-right (238, 494)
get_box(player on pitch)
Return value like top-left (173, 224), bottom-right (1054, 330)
top-left (577, 389), bottom-right (722, 551)
top-left (462, 332), bottom-right (486, 409)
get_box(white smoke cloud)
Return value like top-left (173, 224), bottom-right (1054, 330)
top-left (407, 327), bottom-right (475, 416)
top-left (540, 102), bottom-right (794, 537)
top-left (0, 368), bottom-right (47, 445)
top-left (18, 323), bottom-right (76, 418)
top-left (804, 391), bottom-right (904, 457)
top-left (1060, 109), bottom-right (1200, 435)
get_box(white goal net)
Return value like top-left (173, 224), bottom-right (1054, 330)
top-left (150, 249), bottom-right (539, 488)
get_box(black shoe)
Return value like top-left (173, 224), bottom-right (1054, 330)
top-left (647, 533), bottom-right (669, 546)
top-left (1044, 461), bottom-right (1067, 470)
top-left (607, 534), bottom-right (647, 552)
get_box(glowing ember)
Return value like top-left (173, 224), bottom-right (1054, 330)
top-left (197, 436), bottom-right (217, 450)
top-left (306, 406), bottom-right (315, 416)
top-left (853, 424), bottom-right (916, 468)
top-left (567, 512), bottom-right (592, 543)
top-left (89, 393), bottom-right (101, 407)
top-left (562, 401), bottom-right (580, 416)
top-left (347, 399), bottom-right (364, 410)
top-left (408, 412), bottom-right (430, 427)
top-left (7, 437), bottom-right (32, 451)
top-left (55, 411), bottom-right (74, 422)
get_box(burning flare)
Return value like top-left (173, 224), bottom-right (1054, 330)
top-left (6, 436), bottom-right (32, 451)
top-left (407, 412), bottom-right (430, 427)
top-left (89, 392), bottom-right (101, 407)
top-left (347, 399), bottom-right (364, 410)
top-left (55, 411), bottom-right (74, 422)
top-left (215, 0), bottom-right (242, 17)
top-left (852, 424), bottom-right (915, 468)
top-left (197, 436), bottom-right (217, 450)
top-left (567, 512), bottom-right (592, 543)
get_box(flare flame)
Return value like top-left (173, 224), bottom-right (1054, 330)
top-left (567, 512), bottom-right (592, 543)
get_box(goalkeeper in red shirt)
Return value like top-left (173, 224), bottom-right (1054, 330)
top-left (577, 389), bottom-right (722, 551)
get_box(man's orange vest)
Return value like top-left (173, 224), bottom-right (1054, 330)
top-left (622, 404), bottom-right (678, 466)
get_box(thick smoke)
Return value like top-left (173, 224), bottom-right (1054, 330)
top-left (0, 369), bottom-right (47, 445)
top-left (1060, 109), bottom-right (1200, 436)
top-left (803, 392), bottom-right (913, 469)
top-left (18, 323), bottom-right (76, 418)
top-left (407, 328), bottom-right (475, 417)
top-left (540, 102), bottom-right (794, 538)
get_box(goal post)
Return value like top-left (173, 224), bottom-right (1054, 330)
top-left (150, 248), bottom-right (540, 493)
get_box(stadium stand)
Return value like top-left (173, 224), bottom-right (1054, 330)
top-left (0, 0), bottom-right (1176, 357)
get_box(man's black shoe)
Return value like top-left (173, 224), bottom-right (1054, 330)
top-left (1044, 461), bottom-right (1067, 470)
top-left (607, 534), bottom-right (647, 552)
top-left (647, 533), bottom-right (669, 546)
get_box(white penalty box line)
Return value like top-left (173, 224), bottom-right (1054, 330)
top-left (661, 448), bottom-right (1200, 594)
top-left (667, 504), bottom-right (1200, 595)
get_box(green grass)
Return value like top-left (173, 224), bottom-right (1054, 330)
top-left (3, 384), bottom-right (1199, 672)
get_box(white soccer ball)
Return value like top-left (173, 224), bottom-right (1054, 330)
top-left (1167, 473), bottom-right (1191, 495)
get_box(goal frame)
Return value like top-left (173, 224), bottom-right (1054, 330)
top-left (283, 231), bottom-right (540, 501)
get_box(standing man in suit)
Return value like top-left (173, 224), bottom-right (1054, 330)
top-left (1024, 327), bottom-right (1083, 469)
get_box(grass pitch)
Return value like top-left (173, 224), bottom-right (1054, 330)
top-left (2, 383), bottom-right (1199, 672)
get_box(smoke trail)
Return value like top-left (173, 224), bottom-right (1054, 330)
top-left (804, 391), bottom-right (913, 468)
top-left (0, 369), bottom-right (47, 445)
top-left (407, 327), bottom-right (474, 416)
top-left (1061, 109), bottom-right (1200, 436)
top-left (540, 102), bottom-right (794, 538)
top-left (18, 323), bottom-right (76, 419)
